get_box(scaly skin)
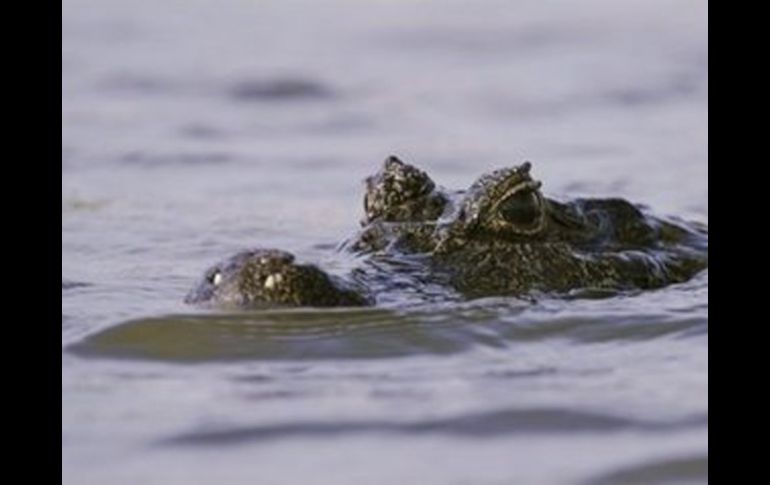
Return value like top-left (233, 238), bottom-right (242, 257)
top-left (186, 156), bottom-right (708, 308)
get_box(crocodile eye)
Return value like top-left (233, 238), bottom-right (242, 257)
top-left (497, 190), bottom-right (541, 228)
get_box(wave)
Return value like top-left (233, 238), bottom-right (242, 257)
top-left (159, 408), bottom-right (707, 446)
top-left (67, 278), bottom-right (707, 363)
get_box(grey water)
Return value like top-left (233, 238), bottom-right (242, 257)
top-left (62, 0), bottom-right (708, 483)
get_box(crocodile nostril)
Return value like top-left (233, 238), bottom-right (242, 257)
top-left (264, 273), bottom-right (283, 289)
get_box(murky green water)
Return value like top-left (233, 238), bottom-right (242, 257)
top-left (62, 0), bottom-right (707, 483)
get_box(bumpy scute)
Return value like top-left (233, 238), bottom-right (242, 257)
top-left (363, 156), bottom-right (447, 224)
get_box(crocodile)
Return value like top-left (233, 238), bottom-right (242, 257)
top-left (185, 156), bottom-right (708, 308)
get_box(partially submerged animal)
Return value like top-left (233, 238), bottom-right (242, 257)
top-left (185, 156), bottom-right (708, 308)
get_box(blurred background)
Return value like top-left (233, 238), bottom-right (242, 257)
top-left (63, 0), bottom-right (707, 483)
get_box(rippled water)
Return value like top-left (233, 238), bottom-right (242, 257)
top-left (62, 0), bottom-right (708, 483)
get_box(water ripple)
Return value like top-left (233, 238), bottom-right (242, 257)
top-left (586, 453), bottom-right (708, 484)
top-left (228, 78), bottom-right (334, 102)
top-left (159, 409), bottom-right (707, 447)
top-left (67, 286), bottom-right (707, 363)
top-left (62, 279), bottom-right (91, 290)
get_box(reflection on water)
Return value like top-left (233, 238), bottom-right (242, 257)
top-left (62, 0), bottom-right (707, 483)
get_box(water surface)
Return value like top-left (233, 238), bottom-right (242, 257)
top-left (62, 0), bottom-right (707, 483)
